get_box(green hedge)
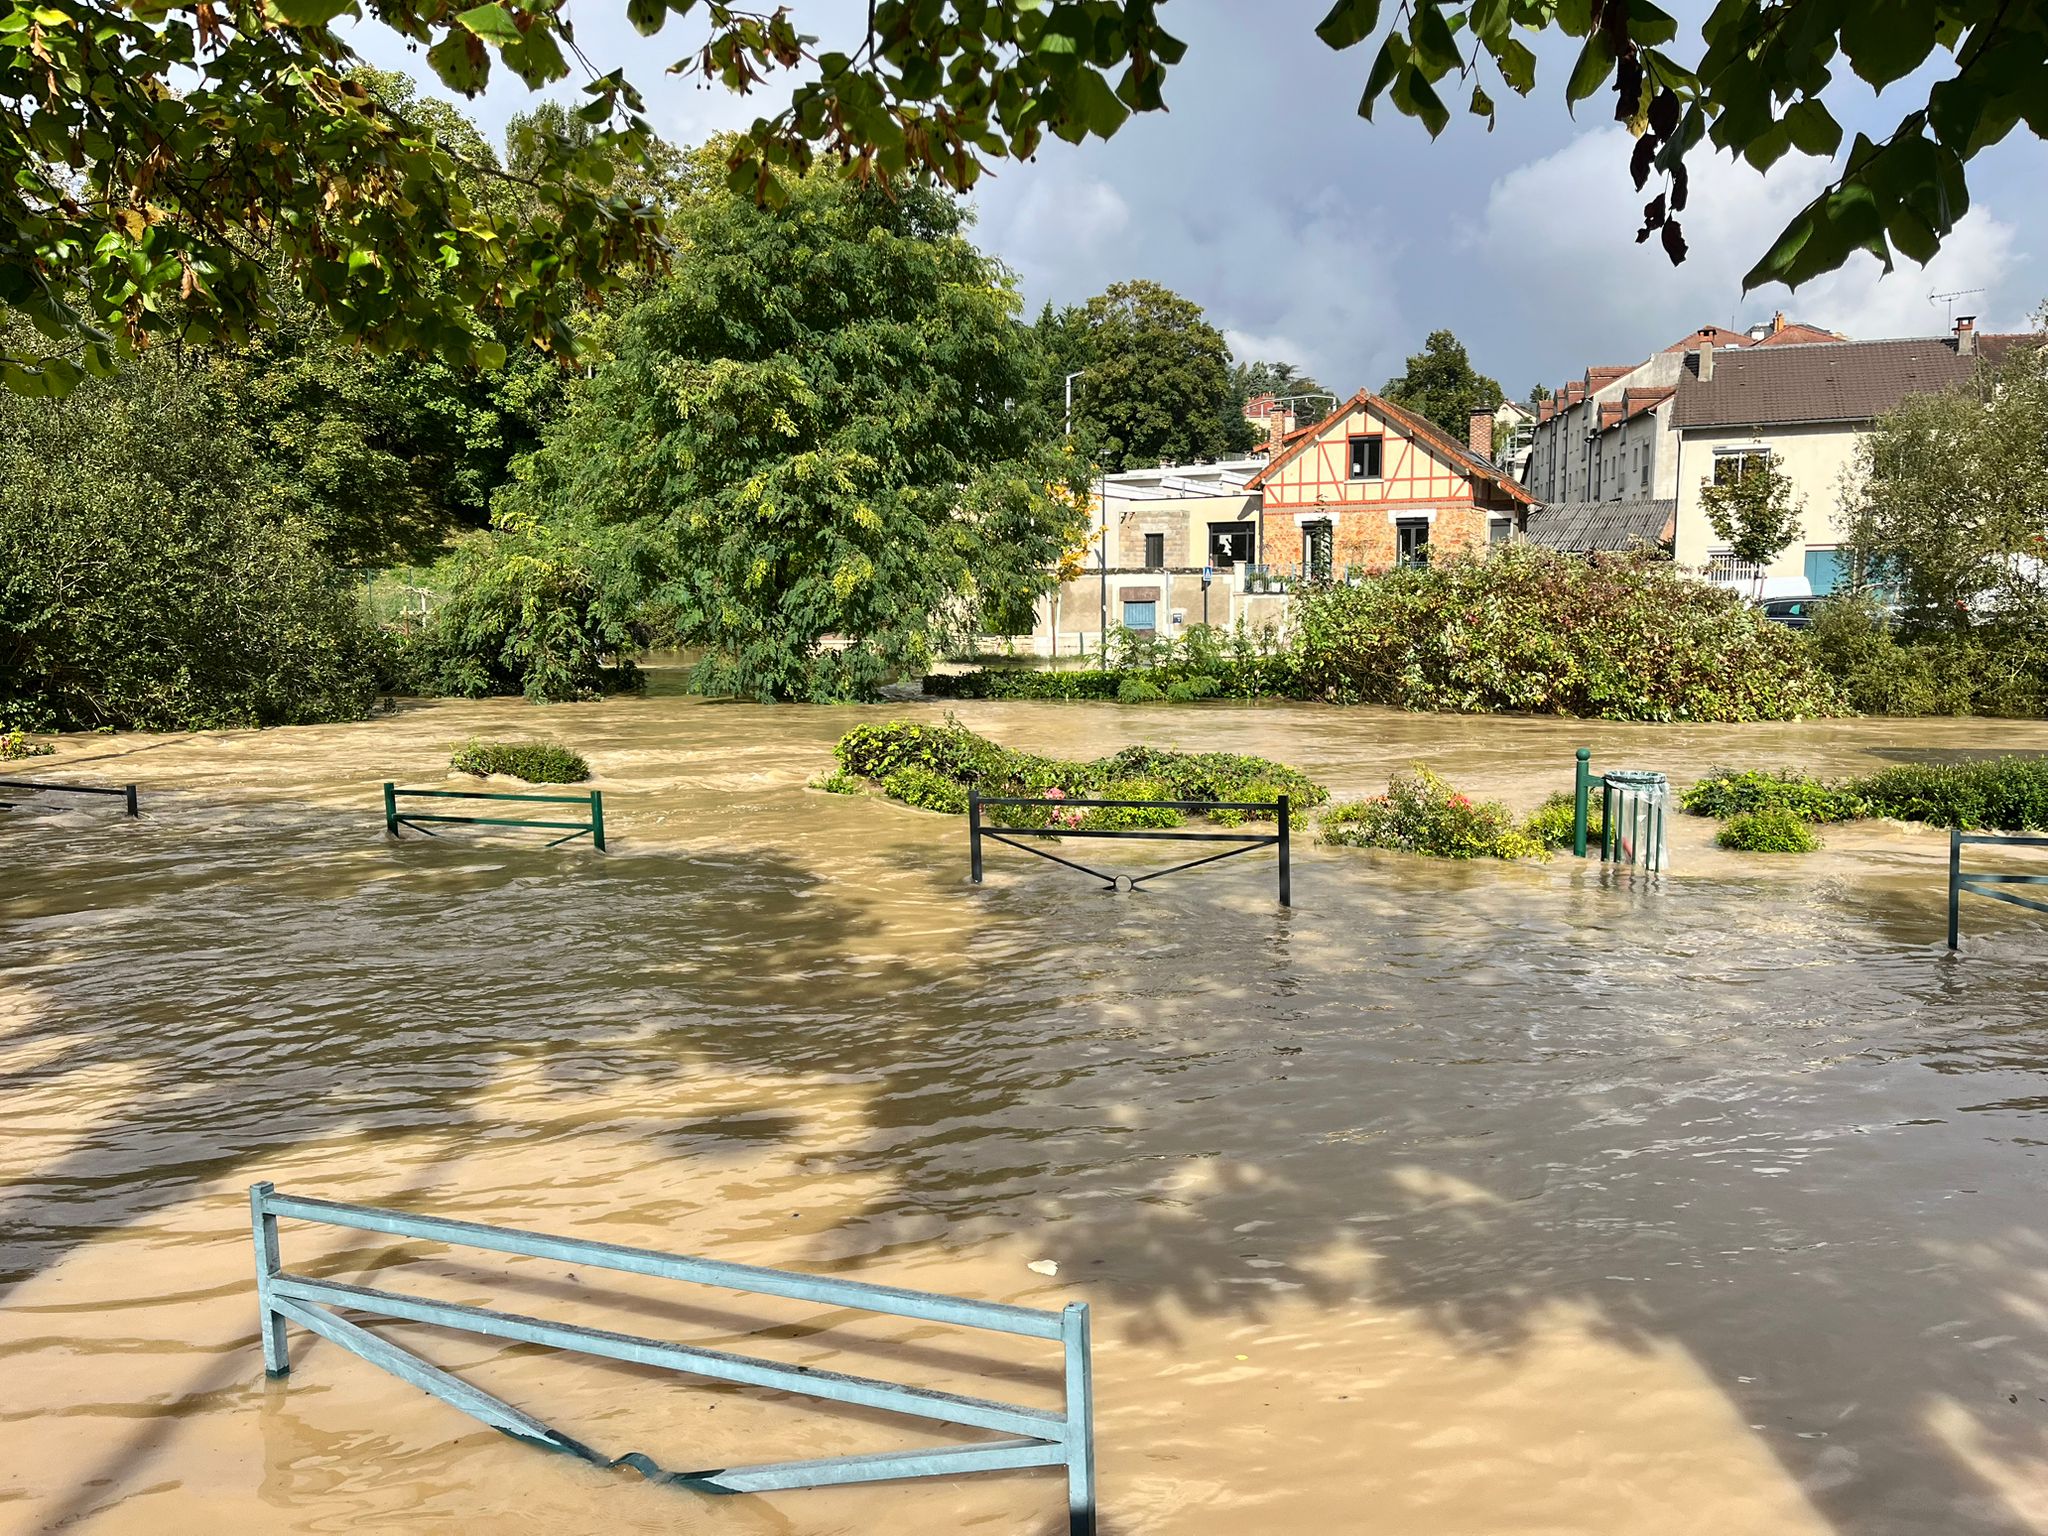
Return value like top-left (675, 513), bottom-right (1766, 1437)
top-left (923, 659), bottom-right (1291, 702)
top-left (1322, 766), bottom-right (1545, 860)
top-left (1289, 545), bottom-right (1842, 722)
top-left (1680, 768), bottom-right (1866, 822)
top-left (832, 719), bottom-right (1327, 821)
top-left (1852, 757), bottom-right (2048, 830)
top-left (449, 739), bottom-right (591, 784)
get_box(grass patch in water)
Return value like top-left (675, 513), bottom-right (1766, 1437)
top-left (450, 739), bottom-right (590, 784)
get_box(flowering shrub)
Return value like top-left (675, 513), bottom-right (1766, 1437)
top-left (1289, 545), bottom-right (1843, 722)
top-left (1717, 807), bottom-right (1823, 853)
top-left (0, 729), bottom-right (53, 760)
top-left (1321, 767), bottom-right (1546, 860)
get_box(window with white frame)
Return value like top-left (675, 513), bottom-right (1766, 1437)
top-left (1713, 447), bottom-right (1772, 485)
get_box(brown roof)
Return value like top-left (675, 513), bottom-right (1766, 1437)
top-left (1621, 386), bottom-right (1674, 422)
top-left (1598, 400), bottom-right (1623, 428)
top-left (1663, 325), bottom-right (1755, 353)
top-left (1244, 389), bottom-right (1538, 506)
top-left (1755, 321), bottom-right (1844, 346)
top-left (1671, 337), bottom-right (1993, 429)
top-left (1586, 365), bottom-right (1633, 388)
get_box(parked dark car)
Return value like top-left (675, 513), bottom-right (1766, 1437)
top-left (1760, 597), bottom-right (1816, 628)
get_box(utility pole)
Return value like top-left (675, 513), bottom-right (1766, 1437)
top-left (1064, 371), bottom-right (1084, 439)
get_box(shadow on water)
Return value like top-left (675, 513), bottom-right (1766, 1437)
top-left (4, 747), bottom-right (2048, 1533)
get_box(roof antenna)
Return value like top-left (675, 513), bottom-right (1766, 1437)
top-left (1930, 287), bottom-right (1985, 329)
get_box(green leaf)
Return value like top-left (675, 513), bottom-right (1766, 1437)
top-left (264, 0), bottom-right (355, 26)
top-left (1316, 0), bottom-right (1382, 49)
top-left (1357, 33), bottom-right (1409, 118)
top-left (1565, 29), bottom-right (1613, 106)
top-left (1494, 37), bottom-right (1537, 94)
top-left (1784, 99), bottom-right (1842, 156)
top-left (455, 3), bottom-right (521, 45)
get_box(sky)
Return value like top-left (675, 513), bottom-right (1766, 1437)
top-left (351, 0), bottom-right (2048, 399)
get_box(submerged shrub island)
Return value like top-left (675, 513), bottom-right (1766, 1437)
top-left (449, 739), bottom-right (591, 784)
top-left (827, 719), bottom-right (1327, 828)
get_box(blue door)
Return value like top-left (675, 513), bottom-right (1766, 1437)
top-left (1122, 600), bottom-right (1157, 632)
top-left (1803, 546), bottom-right (1845, 595)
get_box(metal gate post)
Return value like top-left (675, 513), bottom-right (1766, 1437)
top-left (1572, 747), bottom-right (1590, 857)
top-left (1599, 779), bottom-right (1614, 862)
top-left (250, 1182), bottom-right (289, 1375)
top-left (1277, 794), bottom-right (1291, 907)
top-left (124, 783), bottom-right (139, 818)
top-left (1062, 1303), bottom-right (1096, 1536)
top-left (589, 791), bottom-right (607, 852)
top-left (969, 787), bottom-right (983, 884)
top-left (383, 781), bottom-right (399, 839)
top-left (1948, 825), bottom-right (1962, 950)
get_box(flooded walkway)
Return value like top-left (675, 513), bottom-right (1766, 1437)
top-left (4, 687), bottom-right (2047, 1535)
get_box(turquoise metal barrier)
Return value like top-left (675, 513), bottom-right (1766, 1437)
top-left (249, 1185), bottom-right (1095, 1531)
top-left (0, 777), bottom-right (139, 817)
top-left (384, 782), bottom-right (605, 851)
top-left (1947, 827), bottom-right (2048, 948)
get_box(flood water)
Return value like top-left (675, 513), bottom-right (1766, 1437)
top-left (4, 682), bottom-right (2048, 1535)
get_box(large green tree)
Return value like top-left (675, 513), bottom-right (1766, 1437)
top-left (1382, 329), bottom-right (1503, 439)
top-left (12, 0), bottom-right (2026, 390)
top-left (0, 336), bottom-right (383, 730)
top-left (483, 152), bottom-right (1085, 702)
top-left (1841, 340), bottom-right (2048, 631)
top-left (1057, 279), bottom-right (1256, 472)
top-left (1230, 359), bottom-right (1337, 423)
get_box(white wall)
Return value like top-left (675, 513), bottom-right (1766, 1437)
top-left (1673, 421), bottom-right (1861, 586)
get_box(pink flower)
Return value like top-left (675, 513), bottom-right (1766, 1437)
top-left (1044, 788), bottom-right (1066, 800)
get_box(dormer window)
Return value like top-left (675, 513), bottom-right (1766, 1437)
top-left (1348, 434), bottom-right (1383, 481)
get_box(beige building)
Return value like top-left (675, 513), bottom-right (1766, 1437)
top-left (1669, 321), bottom-right (2010, 595)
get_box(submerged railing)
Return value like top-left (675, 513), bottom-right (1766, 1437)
top-left (249, 1185), bottom-right (1096, 1532)
top-left (383, 782), bottom-right (606, 851)
top-left (969, 789), bottom-right (1291, 906)
top-left (1948, 827), bottom-right (2048, 948)
top-left (0, 778), bottom-right (139, 817)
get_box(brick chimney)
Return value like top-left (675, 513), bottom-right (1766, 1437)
top-left (1468, 406), bottom-right (1494, 459)
top-left (1956, 315), bottom-right (1977, 356)
top-left (1771, 310), bottom-right (1786, 335)
top-left (1697, 341), bottom-right (1715, 382)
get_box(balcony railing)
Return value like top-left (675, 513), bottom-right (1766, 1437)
top-left (1241, 562), bottom-right (1376, 593)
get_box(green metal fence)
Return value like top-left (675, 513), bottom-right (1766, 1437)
top-left (383, 783), bottom-right (606, 851)
top-left (1947, 827), bottom-right (2048, 948)
top-left (0, 778), bottom-right (139, 817)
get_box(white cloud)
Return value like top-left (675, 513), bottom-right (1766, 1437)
top-left (1478, 126), bottom-right (2024, 376)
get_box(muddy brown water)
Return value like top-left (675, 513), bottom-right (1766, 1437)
top-left (4, 679), bottom-right (2048, 1535)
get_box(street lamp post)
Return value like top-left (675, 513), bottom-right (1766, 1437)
top-left (1064, 370), bottom-right (1084, 439)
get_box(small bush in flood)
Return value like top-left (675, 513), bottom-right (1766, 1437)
top-left (1322, 767), bottom-right (1545, 861)
top-left (1716, 807), bottom-right (1823, 853)
top-left (0, 730), bottom-right (53, 761)
top-left (1680, 768), bottom-right (1865, 822)
top-left (1850, 757), bottom-right (2048, 830)
top-left (449, 739), bottom-right (590, 784)
top-left (1521, 789), bottom-right (1603, 850)
top-left (878, 765), bottom-right (971, 814)
top-left (831, 719), bottom-right (1325, 820)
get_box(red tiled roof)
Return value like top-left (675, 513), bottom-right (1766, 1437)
top-left (1620, 386), bottom-right (1674, 422)
top-left (1598, 400), bottom-right (1623, 428)
top-left (1663, 325), bottom-right (1755, 353)
top-left (1755, 321), bottom-right (1846, 346)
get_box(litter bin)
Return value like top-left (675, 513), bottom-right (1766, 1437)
top-left (1601, 770), bottom-right (1670, 872)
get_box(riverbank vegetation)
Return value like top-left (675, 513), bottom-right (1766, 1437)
top-left (826, 719), bottom-right (1326, 827)
top-left (1716, 807), bottom-right (1824, 853)
top-left (449, 740), bottom-right (590, 784)
top-left (1682, 759), bottom-right (2048, 832)
top-left (1322, 768), bottom-right (1546, 860)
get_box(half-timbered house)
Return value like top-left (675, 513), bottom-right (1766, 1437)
top-left (1245, 390), bottom-right (1537, 576)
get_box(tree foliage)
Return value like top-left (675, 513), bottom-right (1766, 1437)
top-left (1700, 455), bottom-right (1805, 595)
top-left (1841, 342), bottom-right (2048, 631)
top-left (1230, 359), bottom-right (1337, 422)
top-left (5, 0), bottom-right (2036, 386)
top-left (469, 153), bottom-right (1085, 702)
top-left (1052, 279), bottom-right (1256, 472)
top-left (0, 346), bottom-right (382, 730)
top-left (1381, 329), bottom-right (1503, 439)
